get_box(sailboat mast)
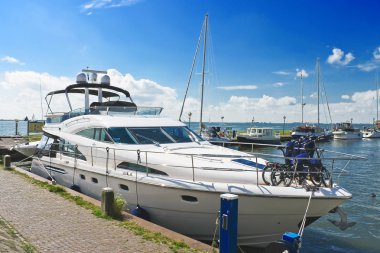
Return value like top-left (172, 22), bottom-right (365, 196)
top-left (199, 14), bottom-right (208, 132)
top-left (301, 73), bottom-right (304, 123)
top-left (377, 72), bottom-right (379, 122)
top-left (317, 58), bottom-right (320, 126)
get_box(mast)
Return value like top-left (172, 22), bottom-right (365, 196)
top-left (199, 14), bottom-right (208, 132)
top-left (317, 58), bottom-right (320, 126)
top-left (377, 72), bottom-right (379, 122)
top-left (301, 72), bottom-right (304, 123)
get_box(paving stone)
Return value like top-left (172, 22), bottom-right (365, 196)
top-left (0, 169), bottom-right (171, 253)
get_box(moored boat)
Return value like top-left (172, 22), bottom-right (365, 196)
top-left (28, 69), bottom-right (356, 247)
top-left (333, 121), bottom-right (362, 140)
top-left (237, 127), bottom-right (281, 145)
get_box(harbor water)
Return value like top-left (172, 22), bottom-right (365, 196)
top-left (1, 121), bottom-right (379, 252)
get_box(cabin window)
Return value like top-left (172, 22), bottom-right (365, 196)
top-left (94, 128), bottom-right (112, 142)
top-left (107, 127), bottom-right (136, 144)
top-left (181, 195), bottom-right (198, 203)
top-left (58, 139), bottom-right (86, 161)
top-left (80, 174), bottom-right (86, 180)
top-left (77, 128), bottom-right (95, 139)
top-left (91, 177), bottom-right (98, 183)
top-left (162, 127), bottom-right (194, 143)
top-left (128, 127), bottom-right (173, 144)
top-left (117, 162), bottom-right (168, 176)
top-left (119, 184), bottom-right (129, 191)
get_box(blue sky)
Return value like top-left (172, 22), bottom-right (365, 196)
top-left (1, 0), bottom-right (380, 123)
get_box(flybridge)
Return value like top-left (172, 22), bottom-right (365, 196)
top-left (44, 69), bottom-right (163, 123)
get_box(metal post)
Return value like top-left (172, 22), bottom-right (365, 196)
top-left (145, 151), bottom-right (148, 176)
top-left (283, 116), bottom-right (286, 134)
top-left (191, 155), bottom-right (195, 182)
top-left (256, 156), bottom-right (259, 186)
top-left (15, 120), bottom-right (19, 136)
top-left (3, 155), bottom-right (11, 169)
top-left (219, 193), bottom-right (238, 253)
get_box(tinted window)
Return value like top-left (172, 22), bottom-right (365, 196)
top-left (77, 128), bottom-right (95, 139)
top-left (107, 127), bottom-right (136, 144)
top-left (162, 127), bottom-right (193, 143)
top-left (128, 127), bottom-right (172, 144)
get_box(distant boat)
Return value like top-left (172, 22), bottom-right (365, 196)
top-left (333, 121), bottom-right (362, 140)
top-left (362, 74), bottom-right (380, 138)
top-left (201, 125), bottom-right (232, 144)
top-left (291, 124), bottom-right (333, 141)
top-left (237, 127), bottom-right (281, 145)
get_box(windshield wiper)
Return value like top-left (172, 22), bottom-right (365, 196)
top-left (135, 134), bottom-right (161, 146)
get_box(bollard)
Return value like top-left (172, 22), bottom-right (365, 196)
top-left (219, 193), bottom-right (238, 253)
top-left (4, 155), bottom-right (11, 169)
top-left (101, 187), bottom-right (115, 217)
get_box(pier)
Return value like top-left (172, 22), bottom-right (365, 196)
top-left (0, 164), bottom-right (214, 253)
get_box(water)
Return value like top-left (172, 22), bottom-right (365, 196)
top-left (0, 120), bottom-right (28, 136)
top-left (206, 122), bottom-right (378, 253)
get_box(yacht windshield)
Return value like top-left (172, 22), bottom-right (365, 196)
top-left (107, 126), bottom-right (204, 144)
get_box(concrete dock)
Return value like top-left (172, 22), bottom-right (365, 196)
top-left (0, 166), bottom-right (214, 253)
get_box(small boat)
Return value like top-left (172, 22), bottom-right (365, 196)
top-left (362, 75), bottom-right (380, 138)
top-left (333, 121), bottom-right (362, 140)
top-left (12, 140), bottom-right (40, 157)
top-left (291, 124), bottom-right (333, 141)
top-left (362, 127), bottom-right (380, 138)
top-left (237, 127), bottom-right (281, 145)
top-left (201, 126), bottom-right (231, 144)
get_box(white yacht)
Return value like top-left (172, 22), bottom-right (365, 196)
top-left (333, 122), bottom-right (362, 140)
top-left (237, 127), bottom-right (281, 145)
top-left (30, 70), bottom-right (353, 247)
top-left (362, 121), bottom-right (380, 138)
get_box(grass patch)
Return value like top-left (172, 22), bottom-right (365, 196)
top-left (6, 168), bottom-right (209, 253)
top-left (121, 220), bottom-right (207, 253)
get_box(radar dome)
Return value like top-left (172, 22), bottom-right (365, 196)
top-left (76, 73), bottom-right (87, 84)
top-left (101, 74), bottom-right (110, 85)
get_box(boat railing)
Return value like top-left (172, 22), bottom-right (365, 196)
top-left (45, 106), bottom-right (163, 123)
top-left (41, 142), bottom-right (366, 188)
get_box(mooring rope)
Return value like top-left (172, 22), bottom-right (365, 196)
top-left (297, 189), bottom-right (314, 248)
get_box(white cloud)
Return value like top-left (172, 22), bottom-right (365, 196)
top-left (273, 71), bottom-right (291, 76)
top-left (1, 56), bottom-right (24, 65)
top-left (357, 62), bottom-right (378, 72)
top-left (373, 46), bottom-right (380, 61)
top-left (296, 69), bottom-right (309, 78)
top-left (1, 69), bottom-right (379, 123)
top-left (217, 85), bottom-right (258, 90)
top-left (327, 48), bottom-right (355, 65)
top-left (273, 82), bottom-right (284, 87)
top-left (83, 0), bottom-right (141, 10)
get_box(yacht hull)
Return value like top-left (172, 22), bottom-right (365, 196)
top-left (333, 131), bottom-right (362, 140)
top-left (30, 158), bottom-right (350, 247)
top-left (236, 136), bottom-right (281, 145)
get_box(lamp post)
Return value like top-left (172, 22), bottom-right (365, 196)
top-left (283, 115), bottom-right (286, 134)
top-left (221, 116), bottom-right (224, 124)
top-left (251, 116), bottom-right (254, 127)
top-left (188, 112), bottom-right (192, 128)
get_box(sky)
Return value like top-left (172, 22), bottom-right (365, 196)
top-left (1, 0), bottom-right (380, 123)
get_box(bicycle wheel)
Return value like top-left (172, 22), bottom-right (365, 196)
top-left (320, 167), bottom-right (332, 187)
top-left (262, 165), bottom-right (272, 185)
top-left (271, 166), bottom-right (288, 186)
top-left (310, 166), bottom-right (323, 187)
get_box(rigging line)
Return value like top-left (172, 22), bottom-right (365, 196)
top-left (322, 80), bottom-right (333, 126)
top-left (178, 16), bottom-right (206, 121)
